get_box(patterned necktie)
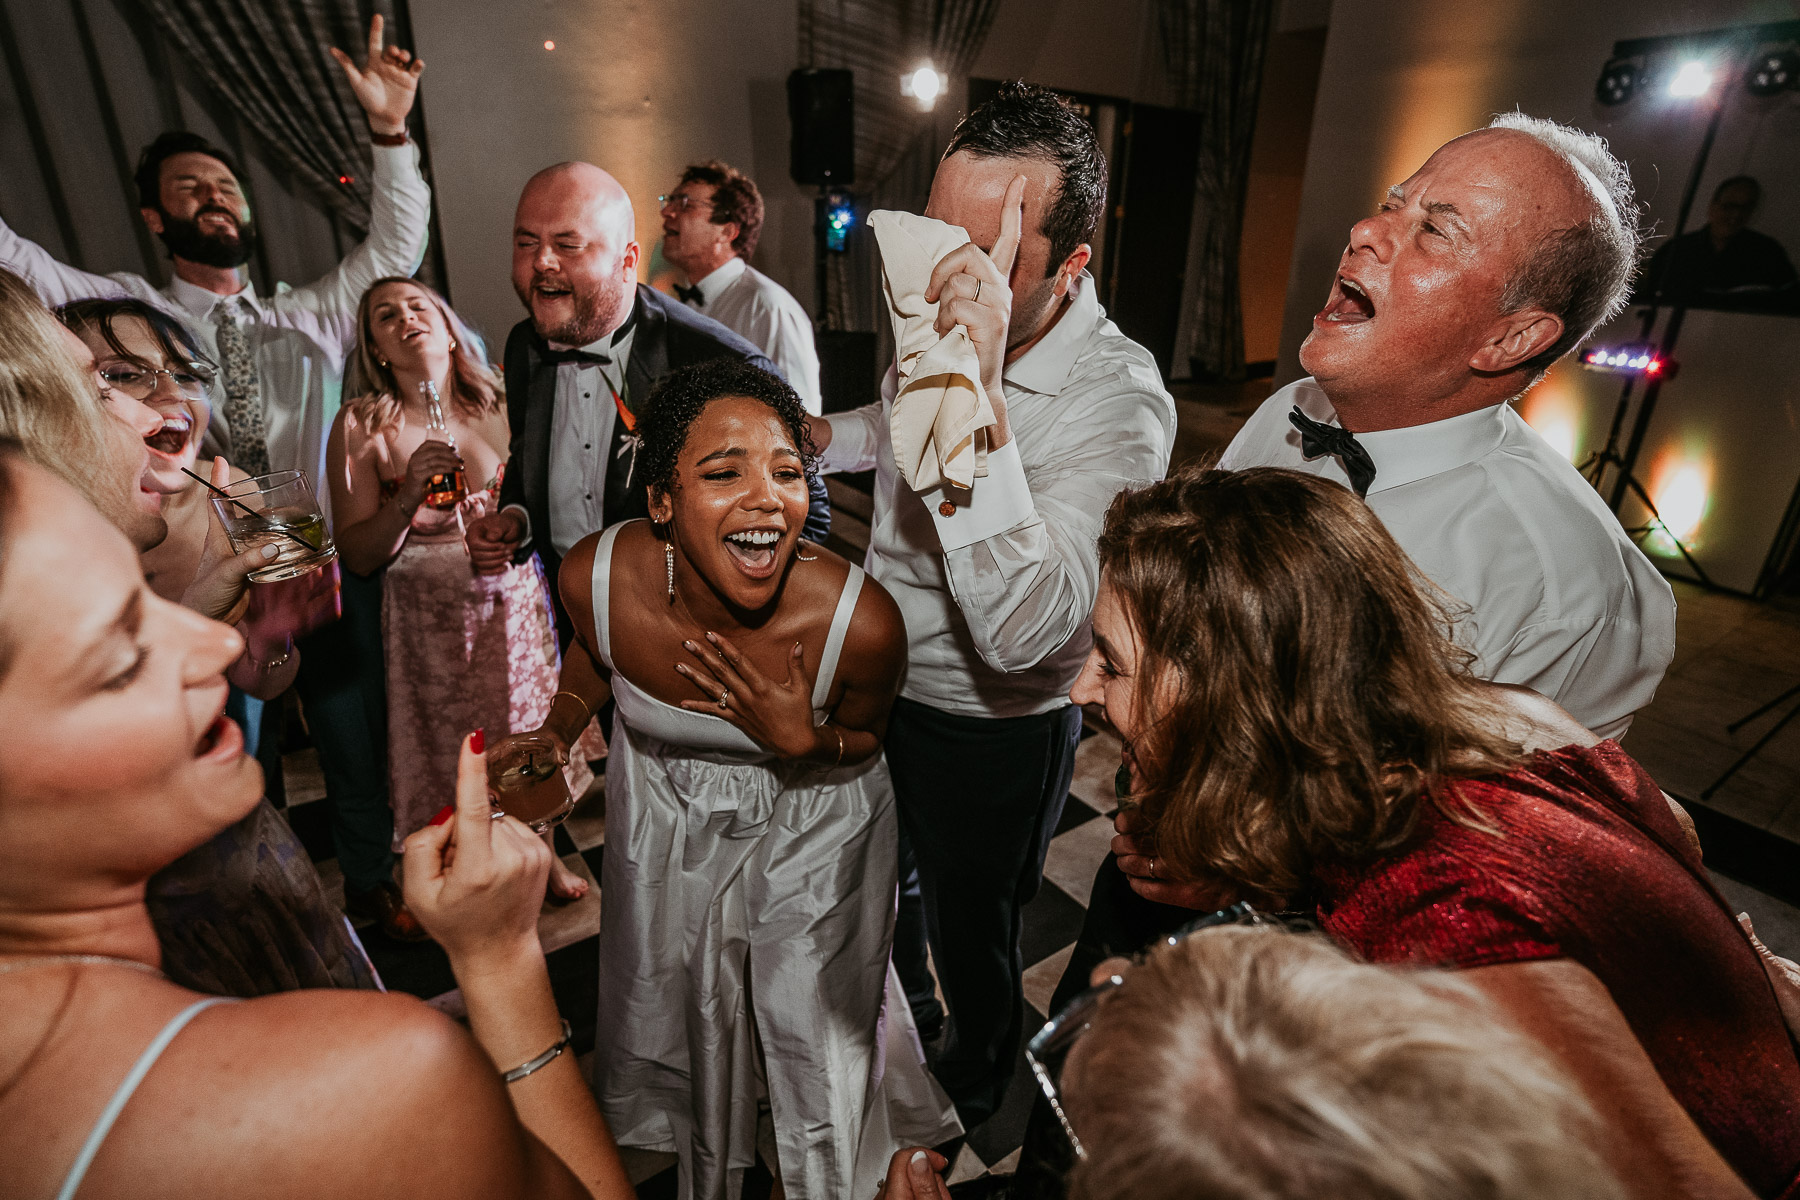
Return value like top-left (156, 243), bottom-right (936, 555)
top-left (674, 282), bottom-right (704, 307)
top-left (214, 299), bottom-right (269, 476)
top-left (1288, 406), bottom-right (1377, 497)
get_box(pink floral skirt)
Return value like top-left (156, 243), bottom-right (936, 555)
top-left (382, 536), bottom-right (602, 844)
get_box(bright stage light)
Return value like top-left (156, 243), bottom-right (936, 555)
top-left (902, 65), bottom-right (943, 109)
top-left (1668, 60), bottom-right (1713, 97)
top-left (1647, 463), bottom-right (1709, 556)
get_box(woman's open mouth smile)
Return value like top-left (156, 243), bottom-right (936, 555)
top-left (722, 527), bottom-right (786, 579)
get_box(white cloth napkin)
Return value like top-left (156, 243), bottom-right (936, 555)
top-left (869, 209), bottom-right (996, 492)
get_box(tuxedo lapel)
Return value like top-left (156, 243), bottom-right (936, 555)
top-left (521, 334), bottom-right (557, 541)
top-left (624, 284), bottom-right (669, 409)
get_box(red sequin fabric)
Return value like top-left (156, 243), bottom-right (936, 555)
top-left (1315, 741), bottom-right (1800, 1199)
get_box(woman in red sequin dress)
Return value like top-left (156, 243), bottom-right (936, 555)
top-left (1069, 466), bottom-right (1800, 1200)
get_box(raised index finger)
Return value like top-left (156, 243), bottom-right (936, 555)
top-left (989, 175), bottom-right (1027, 280)
top-left (451, 729), bottom-right (493, 866)
top-left (366, 13), bottom-right (385, 63)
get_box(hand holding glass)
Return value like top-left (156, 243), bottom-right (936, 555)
top-left (484, 732), bottom-right (573, 831)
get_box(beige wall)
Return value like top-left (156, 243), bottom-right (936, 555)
top-left (1274, 0), bottom-right (1800, 385)
top-left (970, 0), bottom-right (1171, 105)
top-left (410, 1), bottom-right (814, 350)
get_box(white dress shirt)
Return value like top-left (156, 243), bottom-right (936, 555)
top-left (1220, 378), bottom-right (1676, 740)
top-left (682, 255), bottom-right (822, 414)
top-left (820, 272), bottom-right (1175, 718)
top-left (545, 323), bottom-right (637, 557)
top-left (0, 141), bottom-right (433, 523)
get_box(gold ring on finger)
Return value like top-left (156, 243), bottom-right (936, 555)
top-left (974, 278), bottom-right (981, 303)
top-left (718, 689), bottom-right (731, 709)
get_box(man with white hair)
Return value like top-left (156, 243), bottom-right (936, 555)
top-left (1217, 111), bottom-right (1673, 740)
top-left (1009, 115), bottom-right (1679, 1200)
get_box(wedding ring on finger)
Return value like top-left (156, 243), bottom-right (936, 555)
top-left (718, 689), bottom-right (731, 709)
top-left (974, 278), bottom-right (982, 303)
top-left (1150, 856), bottom-right (1160, 880)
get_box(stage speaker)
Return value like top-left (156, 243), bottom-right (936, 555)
top-left (788, 69), bottom-right (855, 187)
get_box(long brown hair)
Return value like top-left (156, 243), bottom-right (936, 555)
top-left (343, 276), bottom-right (501, 434)
top-left (1096, 466), bottom-right (1524, 902)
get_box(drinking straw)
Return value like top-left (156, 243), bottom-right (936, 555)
top-left (182, 467), bottom-right (324, 554)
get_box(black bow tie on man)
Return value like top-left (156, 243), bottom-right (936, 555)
top-left (675, 282), bottom-right (705, 307)
top-left (1289, 407), bottom-right (1377, 497)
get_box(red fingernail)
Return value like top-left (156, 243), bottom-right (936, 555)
top-left (469, 728), bottom-right (485, 754)
top-left (428, 804), bottom-right (454, 826)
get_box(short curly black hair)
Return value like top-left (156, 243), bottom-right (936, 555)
top-left (637, 358), bottom-right (816, 502)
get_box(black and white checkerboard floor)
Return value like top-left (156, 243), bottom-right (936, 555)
top-left (277, 718), bottom-right (1125, 1194)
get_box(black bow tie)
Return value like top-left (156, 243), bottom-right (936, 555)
top-left (675, 283), bottom-right (704, 307)
top-left (541, 346), bottom-right (611, 368)
top-left (1289, 406), bottom-right (1377, 497)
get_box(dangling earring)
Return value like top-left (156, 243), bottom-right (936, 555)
top-left (665, 540), bottom-right (676, 602)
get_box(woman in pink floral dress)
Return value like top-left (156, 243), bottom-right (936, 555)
top-left (327, 276), bottom-right (598, 900)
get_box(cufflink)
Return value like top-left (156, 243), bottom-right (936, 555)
top-left (938, 501), bottom-right (956, 517)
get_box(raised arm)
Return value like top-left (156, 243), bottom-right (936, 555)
top-left (0, 215), bottom-right (164, 310)
top-left (938, 387), bottom-right (1172, 673)
top-left (401, 734), bottom-right (632, 1198)
top-left (290, 17), bottom-right (432, 328)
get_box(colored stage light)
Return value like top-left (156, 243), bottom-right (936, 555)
top-left (823, 192), bottom-right (854, 253)
top-left (1581, 345), bottom-right (1672, 378)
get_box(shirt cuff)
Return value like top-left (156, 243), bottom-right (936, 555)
top-left (930, 439), bottom-right (1035, 552)
top-left (818, 412), bottom-right (871, 475)
top-left (369, 139), bottom-right (421, 176)
top-left (502, 502), bottom-right (533, 550)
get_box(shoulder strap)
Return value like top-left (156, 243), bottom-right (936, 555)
top-left (59, 996), bottom-right (237, 1200)
top-left (589, 522), bottom-right (632, 670)
top-left (812, 565), bottom-right (865, 712)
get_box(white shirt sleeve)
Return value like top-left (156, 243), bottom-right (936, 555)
top-left (747, 297), bottom-right (823, 416)
top-left (818, 400), bottom-right (885, 475)
top-left (1486, 612), bottom-right (1672, 742)
top-left (270, 141), bottom-right (432, 329)
top-left (937, 386), bottom-right (1173, 674)
top-left (0, 214), bottom-right (170, 311)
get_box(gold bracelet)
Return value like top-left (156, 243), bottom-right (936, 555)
top-left (551, 690), bottom-right (591, 726)
top-left (829, 722), bottom-right (845, 768)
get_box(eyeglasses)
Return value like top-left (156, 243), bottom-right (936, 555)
top-left (657, 192), bottom-right (698, 213)
top-left (1024, 901), bottom-right (1284, 1161)
top-left (99, 362), bottom-right (216, 401)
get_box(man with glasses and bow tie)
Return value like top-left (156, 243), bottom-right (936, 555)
top-left (660, 161), bottom-right (823, 415)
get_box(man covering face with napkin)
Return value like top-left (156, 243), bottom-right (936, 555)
top-left (808, 82), bottom-right (1175, 1129)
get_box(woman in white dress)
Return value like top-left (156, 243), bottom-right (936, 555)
top-left (503, 359), bottom-right (958, 1199)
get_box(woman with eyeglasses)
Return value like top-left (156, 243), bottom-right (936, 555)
top-left (57, 298), bottom-right (240, 605)
top-left (1059, 466), bottom-right (1800, 1200)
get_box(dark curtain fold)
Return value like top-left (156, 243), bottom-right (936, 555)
top-left (800, 0), bottom-right (1002, 332)
top-left (136, 0), bottom-right (392, 231)
top-left (1159, 0), bottom-right (1272, 380)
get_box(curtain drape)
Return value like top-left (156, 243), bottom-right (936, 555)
top-left (1159, 0), bottom-right (1272, 380)
top-left (137, 0), bottom-right (392, 232)
top-left (800, 0), bottom-right (1002, 332)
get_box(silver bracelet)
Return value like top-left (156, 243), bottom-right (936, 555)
top-left (501, 1019), bottom-right (572, 1084)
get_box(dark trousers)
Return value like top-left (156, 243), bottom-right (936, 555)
top-left (1010, 853), bottom-right (1195, 1197)
top-left (886, 696), bottom-right (1083, 1128)
top-left (293, 567), bottom-right (394, 894)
